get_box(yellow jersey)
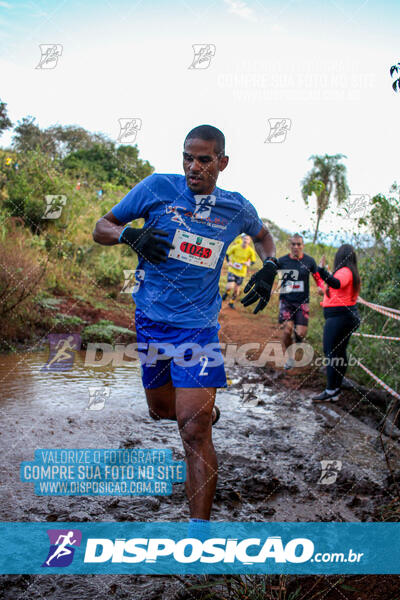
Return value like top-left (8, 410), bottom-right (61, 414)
top-left (227, 244), bottom-right (256, 277)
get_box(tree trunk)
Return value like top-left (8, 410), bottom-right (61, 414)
top-left (313, 213), bottom-right (321, 243)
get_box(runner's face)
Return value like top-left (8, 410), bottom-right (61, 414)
top-left (183, 138), bottom-right (228, 194)
top-left (290, 238), bottom-right (304, 257)
top-left (242, 236), bottom-right (250, 247)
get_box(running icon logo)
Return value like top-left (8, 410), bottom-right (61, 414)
top-left (318, 460), bottom-right (342, 485)
top-left (121, 269), bottom-right (145, 294)
top-left (341, 194), bottom-right (370, 219)
top-left (277, 269), bottom-right (300, 294)
top-left (42, 195), bottom-right (67, 220)
top-left (265, 118), bottom-right (291, 143)
top-left (117, 118), bottom-right (142, 143)
top-left (242, 383), bottom-right (264, 405)
top-left (36, 44), bottom-right (63, 69)
top-left (42, 529), bottom-right (82, 567)
top-left (193, 194), bottom-right (216, 219)
top-left (166, 206), bottom-right (189, 229)
top-left (42, 334), bottom-right (81, 372)
top-left (87, 386), bottom-right (111, 410)
top-left (188, 44), bottom-right (216, 69)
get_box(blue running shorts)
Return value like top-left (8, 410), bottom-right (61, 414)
top-left (135, 308), bottom-right (227, 389)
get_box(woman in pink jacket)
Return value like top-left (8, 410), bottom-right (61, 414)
top-left (313, 244), bottom-right (361, 402)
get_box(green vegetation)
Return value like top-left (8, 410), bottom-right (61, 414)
top-left (0, 99), bottom-right (151, 350)
top-left (52, 314), bottom-right (86, 329)
top-left (352, 186), bottom-right (400, 391)
top-left (0, 99), bottom-right (12, 136)
top-left (81, 320), bottom-right (136, 347)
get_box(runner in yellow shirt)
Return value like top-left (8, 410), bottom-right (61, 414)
top-left (222, 235), bottom-right (256, 308)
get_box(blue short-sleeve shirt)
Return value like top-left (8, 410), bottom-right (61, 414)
top-left (111, 173), bottom-right (263, 328)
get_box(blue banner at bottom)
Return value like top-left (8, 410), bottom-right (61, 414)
top-left (0, 522), bottom-right (398, 574)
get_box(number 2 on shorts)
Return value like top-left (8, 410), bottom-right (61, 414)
top-left (199, 355), bottom-right (209, 376)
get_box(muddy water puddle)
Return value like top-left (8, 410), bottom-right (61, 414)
top-left (0, 350), bottom-right (143, 410)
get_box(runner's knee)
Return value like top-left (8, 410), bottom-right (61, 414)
top-left (145, 384), bottom-right (176, 420)
top-left (283, 322), bottom-right (293, 335)
top-left (178, 411), bottom-right (211, 447)
top-left (148, 405), bottom-right (176, 420)
top-left (294, 330), bottom-right (303, 343)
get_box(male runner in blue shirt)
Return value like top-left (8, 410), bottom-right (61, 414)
top-left (92, 125), bottom-right (277, 522)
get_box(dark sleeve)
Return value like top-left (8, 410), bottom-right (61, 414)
top-left (317, 266), bottom-right (341, 289)
top-left (276, 257), bottom-right (283, 269)
top-left (309, 258), bottom-right (317, 274)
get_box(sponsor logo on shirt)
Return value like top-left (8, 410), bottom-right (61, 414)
top-left (166, 199), bottom-right (228, 230)
top-left (166, 206), bottom-right (190, 229)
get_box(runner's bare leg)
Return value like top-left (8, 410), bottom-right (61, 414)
top-left (146, 383), bottom-right (218, 424)
top-left (294, 324), bottom-right (307, 342)
top-left (231, 282), bottom-right (241, 302)
top-left (176, 387), bottom-right (217, 520)
top-left (146, 385), bottom-right (218, 518)
top-left (145, 382), bottom-right (176, 420)
top-left (224, 280), bottom-right (235, 298)
top-left (282, 320), bottom-right (294, 353)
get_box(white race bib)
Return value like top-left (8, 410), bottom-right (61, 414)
top-left (168, 229), bottom-right (223, 269)
top-left (233, 262), bottom-right (242, 270)
top-left (281, 280), bottom-right (305, 294)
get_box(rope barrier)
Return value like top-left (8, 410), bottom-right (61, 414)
top-left (358, 297), bottom-right (400, 321)
top-left (357, 360), bottom-right (400, 401)
top-left (353, 332), bottom-right (400, 341)
top-left (348, 298), bottom-right (400, 400)
top-left (368, 301), bottom-right (400, 315)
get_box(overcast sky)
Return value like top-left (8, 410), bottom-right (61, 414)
top-left (0, 0), bottom-right (398, 240)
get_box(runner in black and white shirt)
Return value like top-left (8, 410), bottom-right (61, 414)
top-left (277, 234), bottom-right (325, 369)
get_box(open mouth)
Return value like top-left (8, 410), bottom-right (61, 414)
top-left (188, 176), bottom-right (202, 184)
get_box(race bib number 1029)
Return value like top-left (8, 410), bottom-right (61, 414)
top-left (169, 229), bottom-right (223, 269)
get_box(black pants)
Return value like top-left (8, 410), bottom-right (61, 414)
top-left (323, 307), bottom-right (360, 390)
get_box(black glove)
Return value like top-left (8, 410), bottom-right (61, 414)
top-left (241, 257), bottom-right (278, 314)
top-left (119, 226), bottom-right (174, 264)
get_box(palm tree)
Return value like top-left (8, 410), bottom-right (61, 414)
top-left (301, 154), bottom-right (350, 243)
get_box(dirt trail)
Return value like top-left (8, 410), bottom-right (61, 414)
top-left (219, 301), bottom-right (323, 392)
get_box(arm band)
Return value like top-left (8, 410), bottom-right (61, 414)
top-left (118, 225), bottom-right (131, 243)
top-left (263, 256), bottom-right (278, 267)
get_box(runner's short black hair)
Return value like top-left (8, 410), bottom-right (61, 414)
top-left (291, 233), bottom-right (304, 241)
top-left (184, 125), bottom-right (225, 156)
